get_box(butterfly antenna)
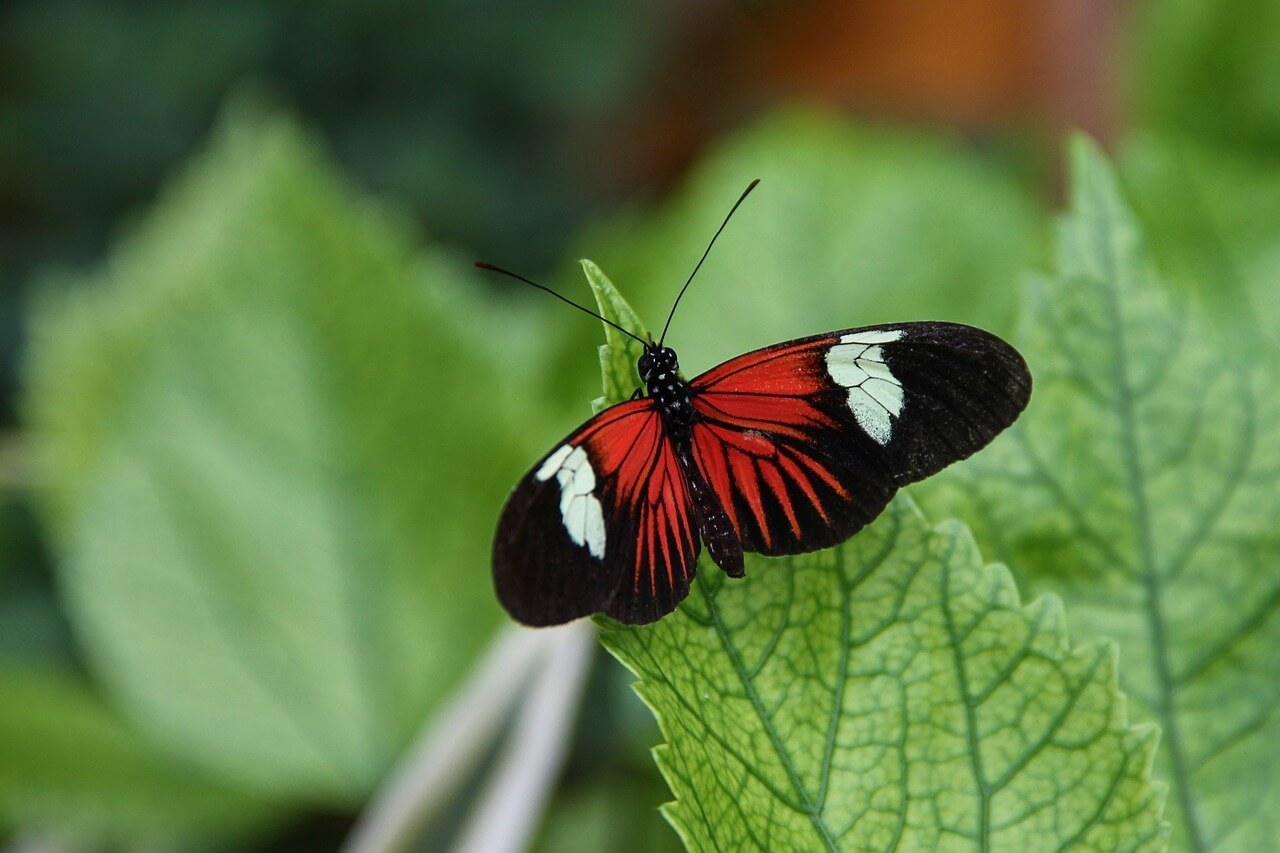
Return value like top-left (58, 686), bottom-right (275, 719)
top-left (474, 262), bottom-right (649, 347)
top-left (658, 178), bottom-right (760, 347)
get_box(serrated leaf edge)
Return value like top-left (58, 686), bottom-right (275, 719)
top-left (600, 501), bottom-right (1170, 850)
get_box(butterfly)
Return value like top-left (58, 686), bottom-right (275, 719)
top-left (482, 181), bottom-right (1031, 626)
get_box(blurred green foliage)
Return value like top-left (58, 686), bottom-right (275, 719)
top-left (1, 0), bottom-right (665, 433)
top-left (1135, 0), bottom-right (1280, 157)
top-left (0, 664), bottom-right (275, 843)
top-left (0, 0), bottom-right (663, 267)
top-left (1, 0), bottom-right (1279, 849)
top-left (918, 137), bottom-right (1280, 851)
top-left (576, 112), bottom-right (1043, 377)
top-left (1123, 135), bottom-right (1280, 343)
top-left (11, 104), bottom-right (544, 839)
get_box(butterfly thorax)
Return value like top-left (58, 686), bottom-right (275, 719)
top-left (639, 346), bottom-right (696, 437)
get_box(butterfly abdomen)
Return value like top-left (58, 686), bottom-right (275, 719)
top-left (674, 440), bottom-right (744, 578)
top-left (640, 345), bottom-right (743, 576)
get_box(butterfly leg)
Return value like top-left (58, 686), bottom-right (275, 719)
top-left (629, 387), bottom-right (644, 401)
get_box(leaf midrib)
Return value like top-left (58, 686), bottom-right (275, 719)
top-left (140, 440), bottom-right (354, 790)
top-left (700, 576), bottom-right (839, 852)
top-left (939, 529), bottom-right (991, 850)
top-left (815, 548), bottom-right (851, 812)
top-left (1095, 213), bottom-right (1207, 851)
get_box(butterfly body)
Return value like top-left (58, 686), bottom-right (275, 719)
top-left (642, 345), bottom-right (748, 579)
top-left (640, 346), bottom-right (695, 434)
top-left (494, 322), bottom-right (1031, 627)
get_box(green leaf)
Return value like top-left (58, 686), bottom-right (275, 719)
top-left (585, 265), bottom-right (1167, 850)
top-left (1133, 0), bottom-right (1280, 155)
top-left (531, 774), bottom-right (681, 853)
top-left (918, 136), bottom-right (1280, 850)
top-left (24, 103), bottom-right (528, 803)
top-left (581, 258), bottom-right (650, 413)
top-left (572, 111), bottom-right (1044, 384)
top-left (1121, 134), bottom-right (1280, 345)
top-left (601, 498), bottom-right (1167, 850)
top-left (0, 663), bottom-right (274, 843)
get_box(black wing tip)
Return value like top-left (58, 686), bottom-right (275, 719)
top-left (905, 320), bottom-right (1033, 407)
top-left (491, 554), bottom-right (599, 627)
top-left (492, 543), bottom-right (608, 628)
top-left (497, 601), bottom-right (591, 628)
top-left (493, 580), bottom-right (684, 627)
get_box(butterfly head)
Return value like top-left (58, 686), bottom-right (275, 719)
top-left (638, 346), bottom-right (679, 384)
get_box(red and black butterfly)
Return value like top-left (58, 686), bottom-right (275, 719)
top-left (483, 181), bottom-right (1031, 626)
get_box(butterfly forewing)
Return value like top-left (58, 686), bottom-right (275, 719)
top-left (688, 321), bottom-right (1031, 555)
top-left (853, 322), bottom-right (1033, 481)
top-left (493, 400), bottom-right (699, 626)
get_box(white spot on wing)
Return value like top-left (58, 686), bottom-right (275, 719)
top-left (859, 358), bottom-right (896, 384)
top-left (570, 458), bottom-right (595, 495)
top-left (536, 444), bottom-right (574, 481)
top-left (824, 329), bottom-right (906, 445)
top-left (847, 386), bottom-right (892, 444)
top-left (582, 502), bottom-right (605, 558)
top-left (840, 329), bottom-right (903, 345)
top-left (536, 443), bottom-right (606, 558)
top-left (863, 376), bottom-right (904, 414)
top-left (825, 343), bottom-right (869, 387)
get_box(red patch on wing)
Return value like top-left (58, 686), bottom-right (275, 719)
top-left (688, 338), bottom-right (863, 552)
top-left (574, 400), bottom-right (696, 612)
top-left (761, 463), bottom-right (800, 537)
top-left (692, 338), bottom-right (834, 395)
top-left (778, 452), bottom-right (830, 523)
top-left (581, 402), bottom-right (662, 497)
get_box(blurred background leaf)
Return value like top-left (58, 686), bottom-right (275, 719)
top-left (573, 111), bottom-right (1046, 380)
top-left (918, 137), bottom-right (1280, 850)
top-left (1134, 0), bottom-right (1280, 157)
top-left (0, 663), bottom-right (277, 844)
top-left (1, 0), bottom-right (1279, 848)
top-left (22, 101), bottom-right (537, 818)
top-left (1122, 134), bottom-right (1280, 342)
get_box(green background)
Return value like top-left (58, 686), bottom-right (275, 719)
top-left (2, 1), bottom-right (1279, 849)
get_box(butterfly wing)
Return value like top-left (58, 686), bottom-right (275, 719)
top-left (689, 321), bottom-right (1031, 555)
top-left (493, 399), bottom-right (699, 626)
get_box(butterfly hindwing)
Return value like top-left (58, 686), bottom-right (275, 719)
top-left (687, 408), bottom-right (898, 556)
top-left (492, 400), bottom-right (699, 626)
top-left (689, 321), bottom-right (1031, 555)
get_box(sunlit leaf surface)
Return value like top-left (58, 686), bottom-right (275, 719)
top-left (583, 259), bottom-right (649, 413)
top-left (602, 497), bottom-right (1166, 851)
top-left (587, 268), bottom-right (1167, 851)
